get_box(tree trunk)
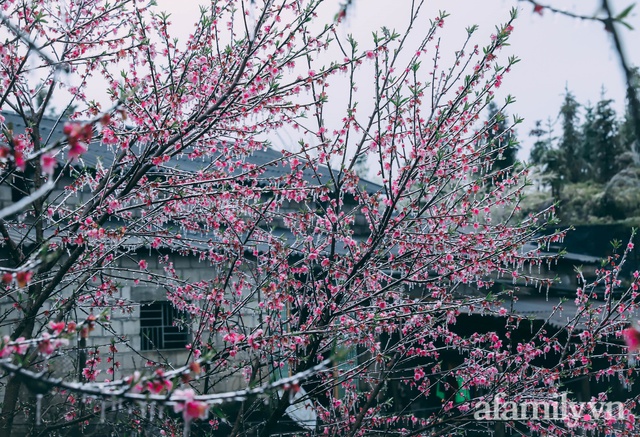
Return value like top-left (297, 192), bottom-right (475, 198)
top-left (0, 374), bottom-right (23, 434)
top-left (1, 316), bottom-right (36, 434)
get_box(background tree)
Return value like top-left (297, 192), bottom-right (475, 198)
top-left (582, 93), bottom-right (623, 183)
top-left (525, 84), bottom-right (640, 224)
top-left (558, 89), bottom-right (584, 183)
top-left (0, 2), bottom-right (639, 437)
top-left (520, 0), bottom-right (640, 161)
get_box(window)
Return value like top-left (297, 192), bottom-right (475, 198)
top-left (140, 301), bottom-right (189, 350)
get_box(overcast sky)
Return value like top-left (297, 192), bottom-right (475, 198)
top-left (156, 0), bottom-right (640, 160)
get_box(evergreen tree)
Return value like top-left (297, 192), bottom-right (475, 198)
top-left (581, 94), bottom-right (622, 183)
top-left (581, 104), bottom-right (598, 180)
top-left (558, 89), bottom-right (584, 183)
top-left (529, 119), bottom-right (552, 166)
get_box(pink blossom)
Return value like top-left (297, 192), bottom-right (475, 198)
top-left (63, 122), bottom-right (92, 160)
top-left (68, 142), bottom-right (88, 161)
top-left (37, 333), bottom-right (56, 356)
top-left (40, 153), bottom-right (57, 175)
top-left (172, 388), bottom-right (208, 421)
top-left (13, 337), bottom-right (29, 355)
top-left (49, 321), bottom-right (66, 334)
top-left (184, 400), bottom-right (208, 421)
top-left (247, 329), bottom-right (264, 349)
top-left (223, 332), bottom-right (245, 344)
top-left (623, 326), bottom-right (640, 352)
top-left (147, 379), bottom-right (173, 394)
top-left (82, 367), bottom-right (101, 381)
top-left (0, 336), bottom-right (13, 358)
top-left (14, 151), bottom-right (25, 171)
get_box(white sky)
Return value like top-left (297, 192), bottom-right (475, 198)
top-left (156, 0), bottom-right (640, 160)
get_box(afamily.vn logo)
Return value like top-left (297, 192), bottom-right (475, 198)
top-left (474, 394), bottom-right (629, 426)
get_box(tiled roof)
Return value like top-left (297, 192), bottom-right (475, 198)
top-left (1, 111), bottom-right (382, 192)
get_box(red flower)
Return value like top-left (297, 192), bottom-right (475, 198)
top-left (190, 361), bottom-right (201, 374)
top-left (66, 321), bottom-right (77, 333)
top-left (16, 271), bottom-right (32, 288)
top-left (2, 273), bottom-right (12, 285)
top-left (533, 4), bottom-right (544, 15)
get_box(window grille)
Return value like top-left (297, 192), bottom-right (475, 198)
top-left (140, 301), bottom-right (189, 350)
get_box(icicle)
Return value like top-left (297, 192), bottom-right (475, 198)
top-left (36, 394), bottom-right (42, 425)
top-left (183, 420), bottom-right (191, 437)
top-left (100, 401), bottom-right (106, 423)
top-left (546, 283), bottom-right (549, 301)
top-left (149, 402), bottom-right (156, 421)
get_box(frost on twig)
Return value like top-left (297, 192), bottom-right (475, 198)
top-left (0, 356), bottom-right (331, 407)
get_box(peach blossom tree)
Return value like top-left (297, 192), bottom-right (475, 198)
top-left (0, 1), bottom-right (638, 436)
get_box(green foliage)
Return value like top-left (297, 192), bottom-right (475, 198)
top-left (527, 79), bottom-right (640, 224)
top-left (558, 89), bottom-right (584, 183)
top-left (582, 95), bottom-right (624, 183)
top-left (601, 166), bottom-right (640, 221)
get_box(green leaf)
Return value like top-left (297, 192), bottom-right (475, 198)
top-left (619, 20), bottom-right (635, 30)
top-left (616, 3), bottom-right (636, 21)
